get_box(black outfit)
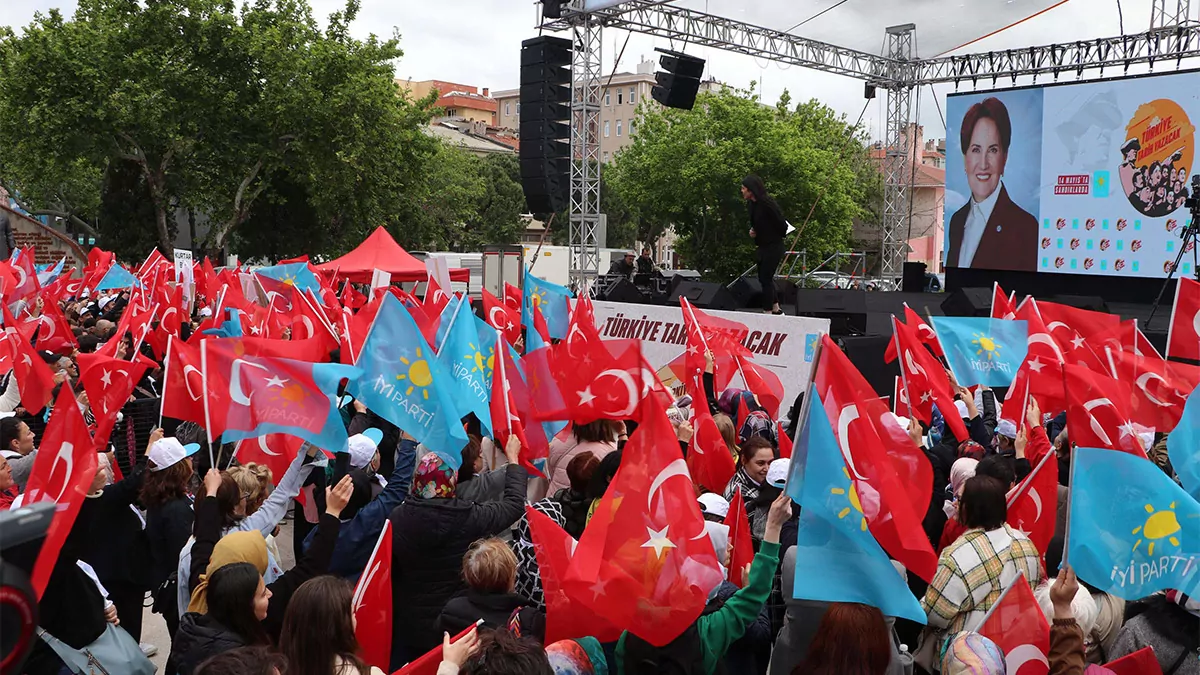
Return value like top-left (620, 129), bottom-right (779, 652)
top-left (608, 258), bottom-right (635, 278)
top-left (0, 208), bottom-right (13, 260)
top-left (170, 613), bottom-right (251, 675)
top-left (387, 463), bottom-right (528, 669)
top-left (438, 590), bottom-right (546, 641)
top-left (146, 496), bottom-right (195, 643)
top-left (551, 487), bottom-right (590, 539)
top-left (77, 465), bottom-right (152, 642)
top-left (747, 197), bottom-right (787, 312)
top-left (184, 493), bottom-right (342, 644)
top-left (636, 256), bottom-right (657, 275)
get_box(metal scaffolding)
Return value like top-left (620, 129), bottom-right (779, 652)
top-left (569, 16), bottom-right (604, 288)
top-left (547, 0), bottom-right (1200, 280)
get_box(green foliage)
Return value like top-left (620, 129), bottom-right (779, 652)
top-left (608, 87), bottom-right (878, 281)
top-left (548, 166), bottom-right (637, 249)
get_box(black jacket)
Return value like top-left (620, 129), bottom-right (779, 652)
top-left (146, 496), bottom-right (194, 589)
top-left (438, 590), bottom-right (546, 641)
top-left (552, 487), bottom-right (590, 539)
top-left (77, 466), bottom-right (151, 589)
top-left (748, 198), bottom-right (787, 247)
top-left (170, 613), bottom-right (249, 675)
top-left (0, 209), bottom-right (12, 261)
top-left (389, 463), bottom-right (528, 660)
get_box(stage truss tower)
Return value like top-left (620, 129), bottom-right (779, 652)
top-left (881, 24), bottom-right (915, 283)
top-left (569, 16), bottom-right (604, 288)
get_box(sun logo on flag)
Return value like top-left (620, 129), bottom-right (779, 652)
top-left (1132, 501), bottom-right (1181, 556)
top-left (396, 347), bottom-right (434, 400)
top-left (971, 332), bottom-right (1002, 360)
top-left (830, 467), bottom-right (868, 532)
top-left (467, 342), bottom-right (495, 379)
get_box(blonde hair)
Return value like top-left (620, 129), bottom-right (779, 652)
top-left (462, 538), bottom-right (518, 593)
top-left (714, 413), bottom-right (738, 460)
top-left (228, 463), bottom-right (274, 515)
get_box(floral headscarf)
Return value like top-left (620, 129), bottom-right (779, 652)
top-left (412, 452), bottom-right (457, 499)
top-left (546, 637), bottom-right (608, 675)
top-left (940, 632), bottom-right (1005, 675)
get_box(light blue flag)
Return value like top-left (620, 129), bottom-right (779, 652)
top-left (256, 262), bottom-right (321, 294)
top-left (791, 389), bottom-right (928, 624)
top-left (522, 272), bottom-right (572, 340)
top-left (348, 294), bottom-right (468, 469)
top-left (1068, 447), bottom-right (1200, 600)
top-left (93, 265), bottom-right (141, 290)
top-left (37, 257), bottom-right (65, 286)
top-left (783, 383), bottom-right (817, 505)
top-left (437, 304), bottom-right (495, 437)
top-left (519, 323), bottom-right (568, 443)
top-left (930, 316), bottom-right (1028, 387)
top-left (434, 295), bottom-right (465, 349)
top-left (1168, 384), bottom-right (1200, 501)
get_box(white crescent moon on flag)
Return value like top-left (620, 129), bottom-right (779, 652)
top-left (593, 368), bottom-right (639, 418)
top-left (230, 358), bottom-right (270, 406)
top-left (352, 559), bottom-right (381, 614)
top-left (1192, 309), bottom-right (1200, 339)
top-left (647, 458), bottom-right (690, 511)
top-left (1028, 333), bottom-right (1065, 361)
top-left (1136, 372), bottom-right (1175, 408)
top-left (904, 349), bottom-right (927, 379)
top-left (297, 316), bottom-right (315, 340)
top-left (1046, 321), bottom-right (1071, 335)
top-left (161, 306), bottom-right (178, 327)
top-left (45, 442), bottom-right (75, 504)
top-left (1083, 398), bottom-right (1116, 446)
top-left (13, 266), bottom-right (27, 290)
top-left (258, 435), bottom-right (280, 457)
top-left (836, 404), bottom-right (868, 481)
top-left (1006, 644), bottom-right (1050, 672)
top-left (488, 306), bottom-right (507, 330)
top-left (38, 316), bottom-right (55, 340)
top-left (1029, 487), bottom-right (1043, 521)
top-left (182, 365), bottom-right (204, 401)
top-left (917, 323), bottom-right (936, 340)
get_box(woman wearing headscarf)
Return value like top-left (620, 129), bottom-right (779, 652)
top-left (388, 437), bottom-right (528, 669)
top-left (511, 498), bottom-right (566, 610)
top-left (545, 637), bottom-right (608, 675)
top-left (740, 174), bottom-right (787, 315)
top-left (936, 457), bottom-right (978, 554)
top-left (717, 390), bottom-right (777, 448)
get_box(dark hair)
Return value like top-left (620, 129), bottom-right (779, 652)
top-left (0, 417), bottom-right (25, 452)
top-left (794, 602), bottom-right (892, 675)
top-left (573, 419), bottom-right (613, 445)
top-left (203, 472), bottom-right (244, 528)
top-left (958, 475), bottom-right (1008, 531)
top-left (206, 562), bottom-right (269, 646)
top-left (194, 646), bottom-right (287, 675)
top-left (459, 436), bottom-right (483, 483)
top-left (140, 459), bottom-right (195, 509)
top-left (742, 174), bottom-right (768, 200)
top-left (279, 576), bottom-right (368, 675)
top-left (462, 629), bottom-right (553, 675)
top-left (976, 454), bottom-right (1016, 489)
top-left (959, 97), bottom-right (1012, 154)
top-left (585, 450), bottom-right (623, 501)
top-left (739, 436), bottom-right (774, 465)
top-left (566, 451), bottom-right (600, 493)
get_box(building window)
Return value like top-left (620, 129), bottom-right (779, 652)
top-left (505, 102), bottom-right (511, 116)
top-left (603, 151), bottom-right (610, 162)
top-left (516, 103), bottom-right (520, 115)
top-left (630, 86), bottom-right (637, 103)
top-left (446, 108), bottom-right (457, 117)
top-left (616, 120), bottom-right (622, 136)
top-left (629, 119), bottom-right (635, 135)
top-left (617, 91), bottom-right (623, 105)
top-left (604, 121), bottom-right (610, 137)
top-left (605, 90), bottom-right (611, 106)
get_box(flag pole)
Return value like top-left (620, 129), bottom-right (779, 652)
top-left (159, 335), bottom-right (173, 429)
top-left (436, 296), bottom-right (467, 355)
top-left (977, 569), bottom-right (1024, 627)
top-left (1062, 446), bottom-right (1078, 569)
top-left (891, 315), bottom-right (915, 422)
top-left (780, 336), bottom-right (825, 499)
top-left (495, 328), bottom-right (512, 470)
top-left (201, 339), bottom-right (216, 470)
top-left (1006, 445), bottom-right (1053, 508)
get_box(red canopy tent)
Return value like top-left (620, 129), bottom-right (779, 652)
top-left (315, 227), bottom-right (468, 283)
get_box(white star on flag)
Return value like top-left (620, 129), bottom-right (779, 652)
top-left (1070, 334), bottom-right (1086, 351)
top-left (1027, 357), bottom-right (1045, 373)
top-left (100, 370), bottom-right (113, 387)
top-left (919, 391), bottom-right (931, 403)
top-left (20, 354), bottom-right (31, 367)
top-left (249, 324), bottom-right (262, 335)
top-left (265, 375), bottom-right (288, 388)
top-left (578, 386), bottom-right (597, 406)
top-left (1118, 420), bottom-right (1138, 439)
top-left (589, 577), bottom-right (609, 599)
top-left (641, 525), bottom-right (677, 558)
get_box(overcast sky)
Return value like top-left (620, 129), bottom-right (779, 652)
top-left (0, 0), bottom-right (1179, 140)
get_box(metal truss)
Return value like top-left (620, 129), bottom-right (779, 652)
top-left (569, 16), bottom-right (603, 288)
top-left (881, 24), bottom-right (915, 283)
top-left (1151, 0), bottom-right (1193, 29)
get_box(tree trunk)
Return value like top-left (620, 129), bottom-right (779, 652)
top-left (210, 159), bottom-right (265, 250)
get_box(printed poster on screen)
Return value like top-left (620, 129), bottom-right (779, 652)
top-left (944, 71), bottom-right (1199, 279)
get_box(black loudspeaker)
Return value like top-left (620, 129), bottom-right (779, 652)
top-left (794, 289), bottom-right (868, 337)
top-left (901, 261), bottom-right (927, 293)
top-left (839, 335), bottom-right (900, 398)
top-left (728, 277), bottom-right (799, 309)
top-left (1049, 294), bottom-right (1109, 314)
top-left (541, 0), bottom-right (563, 18)
top-left (651, 49), bottom-right (706, 110)
top-left (519, 36), bottom-right (572, 214)
top-left (940, 287), bottom-right (992, 317)
top-left (602, 278), bottom-right (648, 304)
top-left (667, 281), bottom-right (737, 311)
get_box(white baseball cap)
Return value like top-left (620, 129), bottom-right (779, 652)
top-left (347, 428), bottom-right (383, 469)
top-left (996, 418), bottom-right (1018, 439)
top-left (697, 492), bottom-right (730, 519)
top-left (766, 458), bottom-right (791, 488)
top-left (148, 437), bottom-right (200, 471)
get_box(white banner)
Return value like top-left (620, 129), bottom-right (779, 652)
top-left (589, 300), bottom-right (829, 417)
top-left (173, 248), bottom-right (194, 313)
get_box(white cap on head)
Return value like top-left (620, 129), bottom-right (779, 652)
top-left (954, 400), bottom-right (970, 419)
top-left (346, 429), bottom-right (382, 469)
top-left (147, 437), bottom-right (201, 471)
top-left (996, 418), bottom-right (1018, 439)
top-left (697, 492), bottom-right (729, 519)
top-left (766, 458), bottom-right (791, 488)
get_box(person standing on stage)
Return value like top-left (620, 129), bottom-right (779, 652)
top-left (741, 174), bottom-right (786, 315)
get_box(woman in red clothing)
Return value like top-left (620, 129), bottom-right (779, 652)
top-left (0, 454), bottom-right (17, 510)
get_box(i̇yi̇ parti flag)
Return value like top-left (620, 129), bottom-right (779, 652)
top-left (1067, 446), bottom-right (1200, 600)
top-left (352, 520), bottom-right (393, 671)
top-left (931, 316), bottom-right (1028, 387)
top-left (891, 315), bottom-right (969, 442)
top-left (1168, 383), bottom-right (1200, 501)
top-left (978, 571), bottom-right (1050, 675)
top-left (522, 272), bottom-right (572, 340)
top-left (348, 294), bottom-right (468, 469)
top-left (436, 302), bottom-right (495, 437)
top-left (255, 261), bottom-right (321, 294)
top-left (93, 264), bottom-right (140, 291)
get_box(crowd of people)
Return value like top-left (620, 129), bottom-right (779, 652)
top-left (2, 267), bottom-right (1198, 675)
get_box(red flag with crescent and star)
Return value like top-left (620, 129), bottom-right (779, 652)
top-left (1063, 364), bottom-right (1148, 458)
top-left (1, 304), bottom-right (56, 412)
top-left (891, 315), bottom-right (968, 442)
top-left (978, 573), bottom-right (1050, 675)
top-left (79, 353), bottom-right (150, 448)
top-left (1012, 299), bottom-right (1067, 414)
top-left (33, 301), bottom-right (78, 354)
top-left (1103, 647), bottom-right (1164, 675)
top-left (503, 282), bottom-right (522, 312)
top-left (161, 337), bottom-right (206, 426)
top-left (1034, 299), bottom-right (1117, 372)
top-left (352, 520), bottom-right (393, 671)
top-left (725, 489), bottom-right (755, 589)
top-left (1168, 276), bottom-right (1200, 360)
top-left (566, 403), bottom-right (724, 646)
top-left (884, 304), bottom-right (943, 363)
top-left (992, 282), bottom-right (1018, 320)
top-left (233, 434), bottom-right (306, 480)
top-left (1006, 447), bottom-right (1058, 561)
top-left (482, 288), bottom-right (520, 346)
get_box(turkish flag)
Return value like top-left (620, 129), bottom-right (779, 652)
top-left (137, 249), bottom-right (171, 282)
top-left (1104, 647), bottom-right (1164, 675)
top-left (33, 303), bottom-right (78, 354)
top-left (725, 489), bottom-right (755, 588)
top-left (482, 289), bottom-right (520, 345)
top-left (567, 404), bottom-right (724, 645)
top-left (1035, 299), bottom-right (1117, 371)
top-left (1006, 450), bottom-right (1058, 559)
top-left (1107, 347), bottom-right (1193, 432)
top-left (23, 385), bottom-right (97, 598)
top-left (687, 405), bottom-right (736, 492)
top-left (233, 434), bottom-right (305, 481)
top-left (736, 355), bottom-right (784, 419)
top-left (891, 316), bottom-right (968, 442)
top-left (290, 291), bottom-right (338, 354)
top-left (423, 275), bottom-right (450, 316)
top-left (39, 269), bottom-right (77, 305)
top-left (979, 575), bottom-right (1050, 675)
top-left (256, 273), bottom-right (295, 313)
top-left (9, 246), bottom-right (41, 303)
top-left (1063, 364), bottom-right (1147, 458)
top-left (1168, 276), bottom-right (1200, 360)
top-left (393, 624), bottom-right (479, 675)
top-left (992, 282), bottom-right (1017, 320)
top-left (340, 282), bottom-right (367, 311)
top-left (341, 295), bottom-right (384, 365)
top-left (893, 377), bottom-right (911, 418)
top-left (79, 353), bottom-right (150, 448)
top-left (526, 505), bottom-right (622, 645)
top-left (503, 282), bottom-right (522, 312)
top-left (162, 337), bottom-right (207, 425)
top-left (546, 338), bottom-right (656, 425)
top-left (884, 304), bottom-right (943, 363)
top-left (1013, 300), bottom-right (1067, 414)
top-left (489, 331), bottom-right (539, 476)
top-left (352, 520), bottom-right (393, 671)
top-left (814, 335), bottom-right (937, 582)
top-left (2, 305), bottom-right (56, 412)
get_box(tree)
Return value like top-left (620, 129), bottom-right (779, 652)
top-left (607, 87), bottom-right (875, 281)
top-left (0, 0), bottom-right (437, 255)
top-left (548, 166), bottom-right (637, 250)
